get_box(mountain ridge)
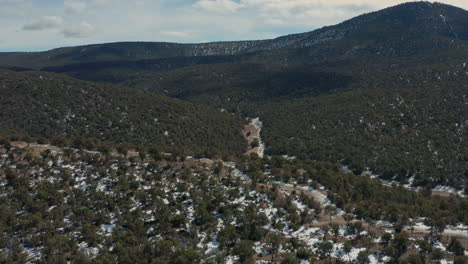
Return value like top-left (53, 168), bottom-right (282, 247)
top-left (2, 1), bottom-right (468, 68)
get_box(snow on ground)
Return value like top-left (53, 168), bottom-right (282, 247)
top-left (409, 221), bottom-right (468, 238)
top-left (254, 242), bottom-right (268, 255)
top-left (99, 223), bottom-right (116, 237)
top-left (2, 142), bottom-right (466, 263)
top-left (23, 247), bottom-right (42, 262)
top-left (292, 199), bottom-right (308, 211)
top-left (433, 240), bottom-right (447, 251)
top-left (250, 118), bottom-right (265, 158)
top-left (78, 241), bottom-right (99, 258)
top-left (439, 259), bottom-right (454, 264)
top-left (433, 185), bottom-right (466, 197)
top-left (369, 253), bottom-right (392, 264)
top-left (225, 255), bottom-right (239, 264)
top-left (412, 221), bottom-right (430, 232)
top-left (353, 167), bottom-right (466, 198)
top-left (332, 244), bottom-right (366, 262)
top-left (374, 220), bottom-right (393, 228)
top-left (369, 254), bottom-right (379, 264)
top-left (444, 224), bottom-right (468, 236)
top-left (290, 226), bottom-right (323, 249)
top-left (282, 155), bottom-right (296, 161)
top-left (231, 168), bottom-right (252, 181)
top-left (205, 240), bottom-right (220, 255)
top-left (271, 181), bottom-right (338, 211)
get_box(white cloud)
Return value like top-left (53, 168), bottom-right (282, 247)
top-left (0, 0), bottom-right (26, 3)
top-left (231, 0), bottom-right (377, 28)
top-left (264, 18), bottom-right (285, 25)
top-left (194, 0), bottom-right (244, 14)
top-left (64, 1), bottom-right (87, 15)
top-left (160, 30), bottom-right (192, 39)
top-left (3, 0), bottom-right (468, 51)
top-left (0, 0), bottom-right (34, 18)
top-left (23, 16), bottom-right (64, 31)
top-left (62, 22), bottom-right (95, 38)
top-left (91, 0), bottom-right (113, 5)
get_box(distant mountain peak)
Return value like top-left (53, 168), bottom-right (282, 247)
top-left (2, 1), bottom-right (468, 68)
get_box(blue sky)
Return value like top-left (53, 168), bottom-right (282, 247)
top-left (0, 0), bottom-right (467, 52)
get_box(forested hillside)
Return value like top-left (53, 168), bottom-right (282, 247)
top-left (0, 140), bottom-right (466, 263)
top-left (0, 2), bottom-right (468, 263)
top-left (251, 65), bottom-right (467, 190)
top-left (0, 70), bottom-right (246, 157)
top-left (1, 1), bottom-right (467, 189)
top-left (121, 60), bottom-right (467, 189)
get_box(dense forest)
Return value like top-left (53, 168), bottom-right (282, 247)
top-left (0, 70), bottom-right (246, 158)
top-left (250, 64), bottom-right (468, 190)
top-left (119, 59), bottom-right (468, 190)
top-left (0, 2), bottom-right (467, 262)
top-left (0, 139), bottom-right (466, 264)
top-left (1, 2), bottom-right (467, 189)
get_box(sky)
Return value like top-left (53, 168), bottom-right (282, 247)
top-left (1, 0), bottom-right (467, 51)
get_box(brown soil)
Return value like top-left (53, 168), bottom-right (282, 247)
top-left (242, 121), bottom-right (262, 156)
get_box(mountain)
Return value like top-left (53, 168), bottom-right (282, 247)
top-left (2, 2), bottom-right (468, 68)
top-left (1, 2), bottom-right (468, 263)
top-left (0, 41), bottom-right (261, 69)
top-left (3, 2), bottom-right (468, 89)
top-left (0, 1), bottom-right (467, 189)
top-left (0, 70), bottom-right (246, 156)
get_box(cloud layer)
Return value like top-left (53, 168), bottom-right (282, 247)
top-left (23, 16), bottom-right (64, 31)
top-left (61, 22), bottom-right (95, 38)
top-left (64, 1), bottom-right (87, 15)
top-left (1, 0), bottom-right (468, 51)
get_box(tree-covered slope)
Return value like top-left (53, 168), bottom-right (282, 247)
top-left (0, 140), bottom-right (466, 263)
top-left (121, 59), bottom-right (467, 189)
top-left (249, 64), bottom-right (467, 190)
top-left (0, 2), bottom-right (467, 188)
top-left (13, 2), bottom-right (467, 104)
top-left (0, 41), bottom-right (263, 69)
top-left (0, 70), bottom-right (246, 156)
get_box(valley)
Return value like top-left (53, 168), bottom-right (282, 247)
top-left (0, 1), bottom-right (467, 263)
top-left (243, 118), bottom-right (265, 158)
